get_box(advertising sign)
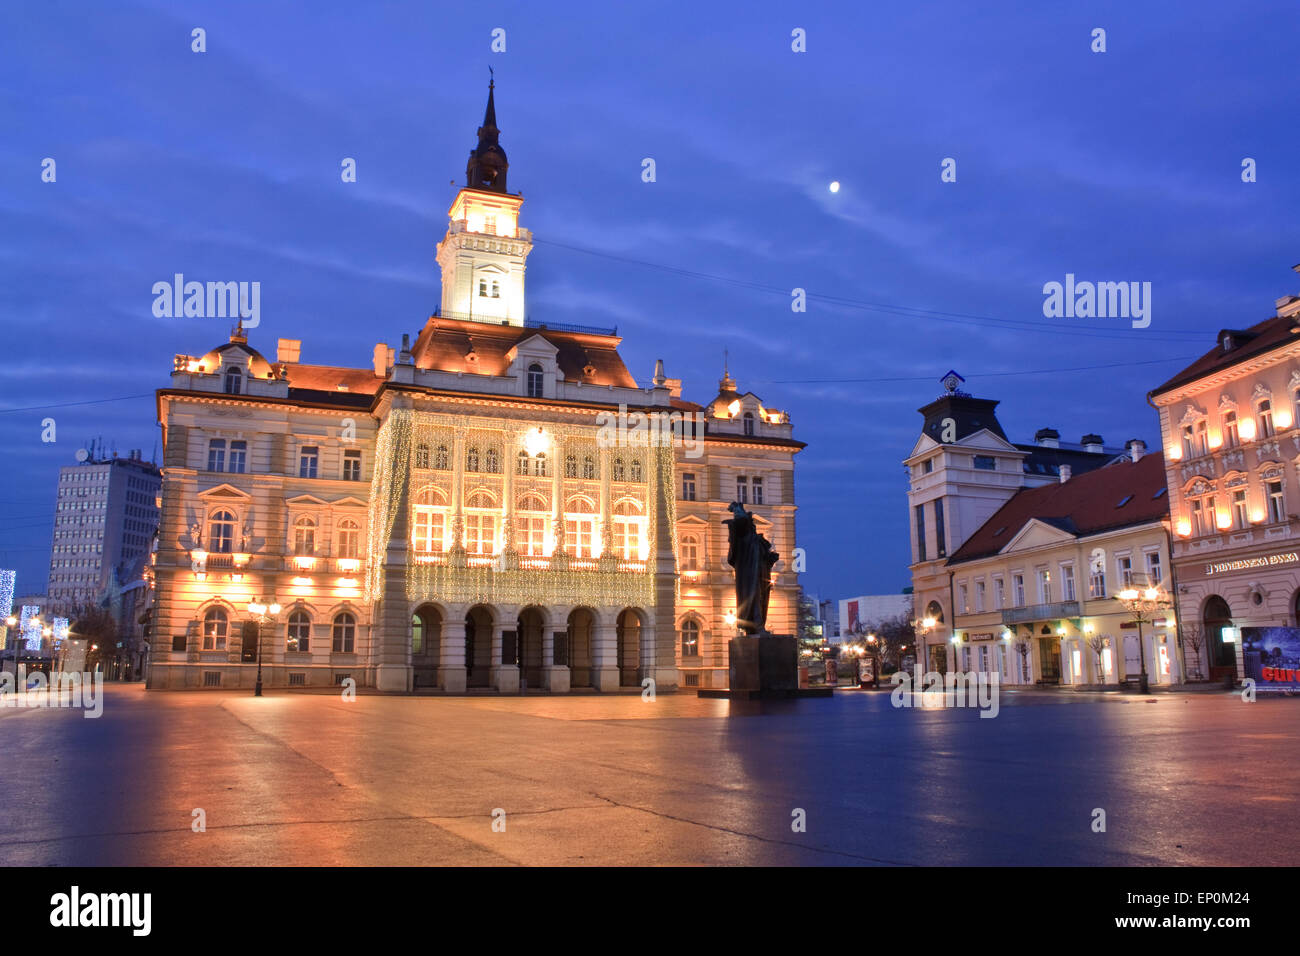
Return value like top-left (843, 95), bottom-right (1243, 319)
top-left (1241, 626), bottom-right (1300, 689)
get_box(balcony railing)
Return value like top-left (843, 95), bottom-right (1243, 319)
top-left (1001, 601), bottom-right (1081, 625)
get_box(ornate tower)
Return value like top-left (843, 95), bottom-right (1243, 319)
top-left (436, 78), bottom-right (533, 326)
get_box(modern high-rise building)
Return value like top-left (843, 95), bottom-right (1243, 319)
top-left (147, 82), bottom-right (803, 692)
top-left (46, 448), bottom-right (162, 614)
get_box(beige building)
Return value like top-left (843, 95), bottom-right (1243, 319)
top-left (943, 452), bottom-right (1176, 686)
top-left (147, 83), bottom-right (802, 693)
top-left (1149, 267), bottom-right (1300, 682)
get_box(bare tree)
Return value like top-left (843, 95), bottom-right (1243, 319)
top-left (1182, 624), bottom-right (1206, 681)
top-left (1085, 633), bottom-right (1109, 684)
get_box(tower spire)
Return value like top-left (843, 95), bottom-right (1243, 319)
top-left (466, 72), bottom-right (508, 192)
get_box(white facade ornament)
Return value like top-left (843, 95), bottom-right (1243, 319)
top-left (1252, 381), bottom-right (1273, 400)
top-left (1218, 392), bottom-right (1238, 411)
top-left (1179, 403), bottom-right (1207, 426)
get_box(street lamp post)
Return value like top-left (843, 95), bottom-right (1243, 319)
top-left (1115, 586), bottom-right (1171, 694)
top-left (247, 599), bottom-right (281, 697)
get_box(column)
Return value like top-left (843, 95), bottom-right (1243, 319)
top-left (375, 402), bottom-right (414, 692)
top-left (500, 432), bottom-right (518, 569)
top-left (440, 611), bottom-right (467, 692)
top-left (591, 616), bottom-right (619, 691)
top-left (542, 625), bottom-right (570, 692)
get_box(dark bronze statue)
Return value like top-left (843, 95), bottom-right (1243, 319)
top-left (724, 501), bottom-right (780, 635)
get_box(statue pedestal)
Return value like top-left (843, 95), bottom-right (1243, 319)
top-left (699, 634), bottom-right (832, 700)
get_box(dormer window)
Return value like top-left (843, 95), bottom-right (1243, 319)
top-left (224, 366), bottom-right (243, 395)
top-left (526, 363), bottom-right (544, 398)
top-left (1222, 334), bottom-right (1233, 351)
top-left (478, 278), bottom-right (501, 298)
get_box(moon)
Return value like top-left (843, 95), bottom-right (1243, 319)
top-left (829, 181), bottom-right (840, 193)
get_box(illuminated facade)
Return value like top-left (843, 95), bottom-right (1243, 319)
top-left (1149, 269), bottom-right (1300, 682)
top-left (905, 371), bottom-right (1155, 679)
top-left (147, 83), bottom-right (802, 692)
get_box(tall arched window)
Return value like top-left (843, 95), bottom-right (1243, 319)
top-left (681, 619), bottom-right (700, 657)
top-left (332, 612), bottom-right (356, 653)
top-left (564, 496), bottom-right (596, 559)
top-left (466, 446), bottom-right (480, 472)
top-left (207, 510), bottom-right (235, 553)
top-left (485, 447), bottom-right (500, 473)
top-left (464, 491), bottom-right (497, 556)
top-left (612, 457), bottom-right (626, 482)
top-left (680, 535), bottom-right (700, 570)
top-left (534, 453), bottom-right (548, 477)
top-left (224, 366), bottom-right (243, 395)
top-left (293, 516), bottom-right (317, 555)
top-left (582, 455), bottom-right (596, 480)
top-left (630, 458), bottom-right (643, 482)
top-left (434, 445), bottom-right (450, 470)
top-left (743, 411), bottom-right (755, 436)
top-left (565, 454), bottom-right (578, 478)
top-left (612, 499), bottom-right (645, 561)
top-left (527, 363), bottom-right (544, 398)
top-left (412, 486), bottom-right (447, 553)
top-left (336, 519), bottom-right (360, 559)
top-left (202, 607), bottom-right (228, 650)
top-left (415, 443), bottom-right (430, 469)
top-left (516, 494), bottom-right (548, 557)
top-left (286, 610), bottom-right (311, 653)
top-left (517, 450), bottom-right (530, 475)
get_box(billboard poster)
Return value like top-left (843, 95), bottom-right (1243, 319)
top-left (847, 600), bottom-right (860, 635)
top-left (1241, 626), bottom-right (1300, 689)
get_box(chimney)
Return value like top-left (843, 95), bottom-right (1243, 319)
top-left (652, 359), bottom-right (667, 387)
top-left (1059, 464), bottom-right (1072, 484)
top-left (373, 343), bottom-right (390, 377)
top-left (1081, 434), bottom-right (1104, 453)
top-left (1127, 438), bottom-right (1146, 462)
top-left (664, 377), bottom-right (683, 399)
top-left (277, 338), bottom-right (301, 363)
top-left (1035, 427), bottom-right (1060, 448)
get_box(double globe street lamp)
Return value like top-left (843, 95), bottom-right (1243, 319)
top-left (1114, 585), bottom-right (1172, 694)
top-left (246, 599), bottom-right (281, 697)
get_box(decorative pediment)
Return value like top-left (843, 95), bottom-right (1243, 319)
top-left (1252, 381), bottom-right (1273, 400)
top-left (1179, 403), bottom-right (1207, 426)
top-left (1289, 368), bottom-right (1300, 393)
top-left (676, 514), bottom-right (711, 528)
top-left (1218, 393), bottom-right (1238, 411)
top-left (331, 496), bottom-right (369, 509)
top-left (1259, 461), bottom-right (1285, 481)
top-left (1223, 471), bottom-right (1249, 489)
top-left (1000, 518), bottom-right (1077, 555)
top-left (196, 482), bottom-right (252, 501)
top-left (1186, 477), bottom-right (1215, 496)
top-left (285, 494), bottom-right (331, 507)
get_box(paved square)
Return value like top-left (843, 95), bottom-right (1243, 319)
top-left (1, 686), bottom-right (1296, 865)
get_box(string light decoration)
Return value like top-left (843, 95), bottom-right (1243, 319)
top-left (365, 406), bottom-right (678, 610)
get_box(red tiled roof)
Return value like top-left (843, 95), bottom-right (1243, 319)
top-left (948, 453), bottom-right (1168, 564)
top-left (284, 364), bottom-right (383, 395)
top-left (1150, 315), bottom-right (1300, 397)
top-left (409, 315), bottom-right (637, 388)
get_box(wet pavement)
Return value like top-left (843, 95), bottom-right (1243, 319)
top-left (1, 684), bottom-right (1295, 866)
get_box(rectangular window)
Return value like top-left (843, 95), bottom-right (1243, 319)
top-left (1195, 420), bottom-right (1208, 456)
top-left (1191, 498), bottom-right (1206, 536)
top-left (464, 514), bottom-right (496, 555)
top-left (228, 440), bottom-right (246, 473)
top-left (1037, 568), bottom-right (1052, 604)
top-left (343, 450), bottom-right (362, 482)
top-left (1090, 564), bottom-right (1106, 599)
top-left (975, 580), bottom-right (985, 613)
top-left (1013, 574), bottom-right (1026, 607)
top-left (1117, 555), bottom-right (1134, 587)
top-left (299, 446), bottom-right (319, 479)
top-left (915, 504), bottom-right (927, 562)
top-left (752, 477), bottom-right (764, 505)
top-left (1223, 412), bottom-right (1238, 448)
top-left (682, 473), bottom-right (697, 501)
top-left (1061, 564), bottom-right (1076, 601)
top-left (1145, 550), bottom-right (1163, 588)
top-left (993, 577), bottom-right (1005, 609)
top-left (923, 459), bottom-right (934, 474)
top-left (736, 476), bottom-right (748, 504)
top-left (973, 455), bottom-right (996, 470)
top-left (207, 439), bottom-right (226, 472)
top-left (934, 499), bottom-right (947, 559)
top-left (1231, 488), bottom-right (1248, 529)
top-left (1268, 479), bottom-right (1286, 524)
top-left (564, 518), bottom-right (595, 559)
top-left (517, 516), bottom-right (546, 557)
top-left (1259, 400), bottom-right (1274, 438)
top-left (958, 583), bottom-right (969, 614)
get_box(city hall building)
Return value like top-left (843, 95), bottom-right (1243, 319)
top-left (1149, 268), bottom-right (1300, 682)
top-left (148, 83), bottom-right (803, 693)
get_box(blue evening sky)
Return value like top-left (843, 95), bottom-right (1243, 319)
top-left (2, 0), bottom-right (1298, 606)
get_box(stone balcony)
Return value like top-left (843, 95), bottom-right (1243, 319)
top-left (1001, 601), bottom-right (1081, 625)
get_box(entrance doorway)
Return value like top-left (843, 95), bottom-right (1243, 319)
top-left (1037, 637), bottom-right (1061, 683)
top-left (240, 621), bottom-right (260, 663)
top-left (1203, 595), bottom-right (1236, 681)
top-left (465, 606), bottom-right (492, 687)
top-left (616, 609), bottom-right (641, 686)
top-left (567, 608), bottom-right (594, 688)
top-left (517, 607), bottom-right (545, 689)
